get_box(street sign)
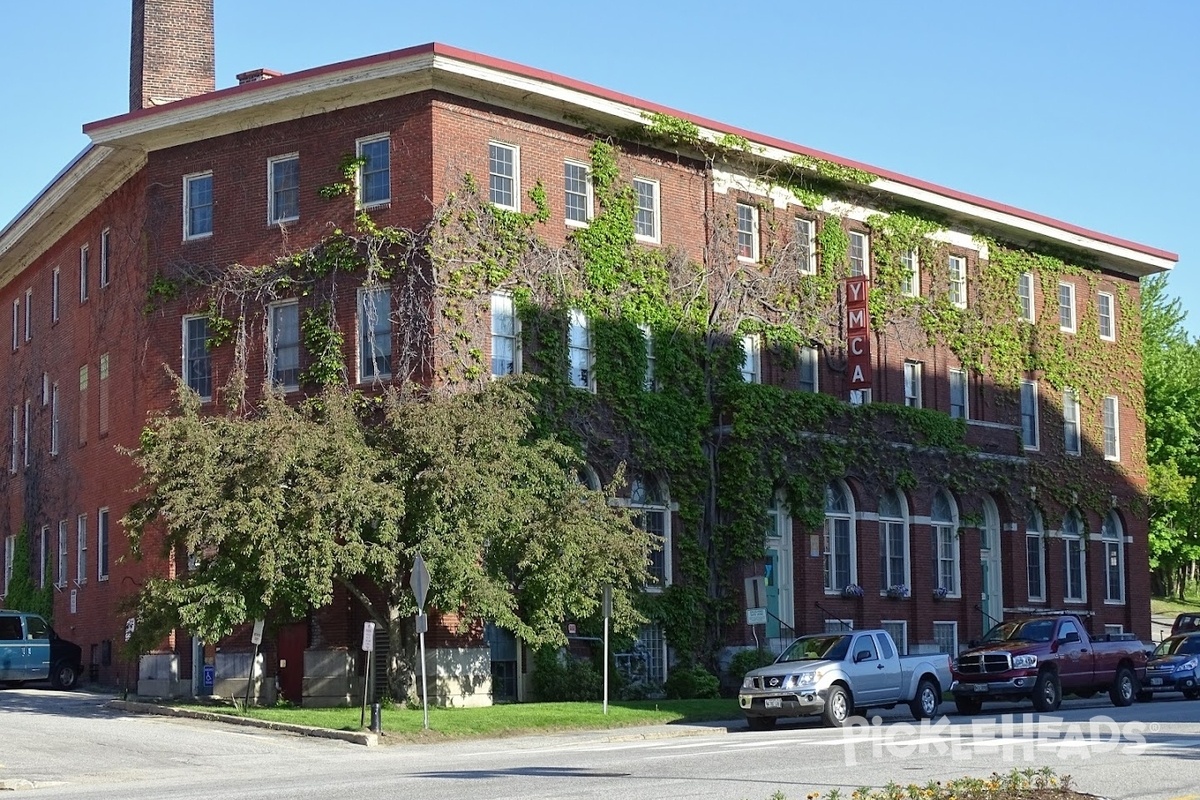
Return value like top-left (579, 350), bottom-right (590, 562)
top-left (414, 612), bottom-right (428, 635)
top-left (361, 621), bottom-right (376, 652)
top-left (744, 577), bottom-right (765, 609)
top-left (124, 617), bottom-right (136, 643)
top-left (251, 619), bottom-right (265, 646)
top-left (411, 554), bottom-right (430, 611)
top-left (746, 607), bottom-right (768, 626)
top-left (602, 584), bottom-right (612, 618)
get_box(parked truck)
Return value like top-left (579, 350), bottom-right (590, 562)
top-left (0, 610), bottom-right (82, 690)
top-left (738, 629), bottom-right (952, 729)
top-left (949, 614), bottom-right (1146, 714)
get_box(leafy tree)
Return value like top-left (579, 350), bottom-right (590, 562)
top-left (124, 377), bottom-right (652, 698)
top-left (2, 525), bottom-right (53, 620)
top-left (1142, 275), bottom-right (1200, 596)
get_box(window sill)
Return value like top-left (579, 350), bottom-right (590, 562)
top-left (1104, 455), bottom-right (1121, 463)
top-left (634, 235), bottom-right (661, 246)
top-left (1103, 599), bottom-right (1126, 606)
top-left (737, 256), bottom-right (759, 265)
top-left (1064, 598), bottom-right (1087, 605)
top-left (565, 219), bottom-right (590, 229)
top-left (268, 217), bottom-right (299, 228)
top-left (183, 233), bottom-right (213, 243)
top-left (98, 575), bottom-right (109, 583)
top-left (1060, 327), bottom-right (1076, 335)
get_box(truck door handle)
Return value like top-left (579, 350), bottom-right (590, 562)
top-left (877, 664), bottom-right (885, 670)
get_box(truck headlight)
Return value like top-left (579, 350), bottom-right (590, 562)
top-left (1012, 654), bottom-right (1038, 670)
top-left (742, 676), bottom-right (755, 689)
top-left (1177, 658), bottom-right (1198, 672)
top-left (787, 671), bottom-right (819, 688)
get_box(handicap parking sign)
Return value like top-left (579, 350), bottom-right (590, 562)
top-left (202, 665), bottom-right (215, 690)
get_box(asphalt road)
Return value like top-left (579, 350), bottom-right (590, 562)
top-left (3, 688), bottom-right (1200, 800)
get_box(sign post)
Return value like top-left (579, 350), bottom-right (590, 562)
top-left (602, 584), bottom-right (612, 715)
top-left (411, 554), bottom-right (431, 731)
top-left (360, 620), bottom-right (376, 729)
top-left (244, 619), bottom-right (264, 710)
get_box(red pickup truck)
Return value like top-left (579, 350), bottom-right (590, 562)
top-left (950, 615), bottom-right (1147, 714)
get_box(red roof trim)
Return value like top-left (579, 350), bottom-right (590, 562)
top-left (84, 42), bottom-right (1176, 263)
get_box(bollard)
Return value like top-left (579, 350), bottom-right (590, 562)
top-left (370, 702), bottom-right (382, 734)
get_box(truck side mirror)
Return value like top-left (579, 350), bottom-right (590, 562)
top-left (1059, 632), bottom-right (1081, 645)
top-left (854, 649), bottom-right (872, 663)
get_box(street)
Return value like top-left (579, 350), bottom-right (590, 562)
top-left (3, 688), bottom-right (1200, 800)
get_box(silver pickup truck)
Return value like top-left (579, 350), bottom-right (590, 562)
top-left (738, 629), bottom-right (952, 728)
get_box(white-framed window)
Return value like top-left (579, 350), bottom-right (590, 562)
top-left (882, 620), bottom-right (908, 655)
top-left (24, 288), bottom-right (32, 341)
top-left (931, 490), bottom-right (960, 597)
top-left (490, 292), bottom-right (520, 377)
top-left (269, 301), bottom-right (301, 390)
top-left (848, 231), bottom-right (869, 277)
top-left (798, 345), bottom-right (818, 393)
top-left (823, 481), bottom-right (856, 593)
top-left (52, 267), bottom-right (60, 322)
top-left (633, 178), bottom-right (660, 243)
top-left (1063, 388), bottom-right (1081, 456)
top-left (41, 373), bottom-right (49, 406)
top-left (100, 229), bottom-right (111, 287)
top-left (97, 508), bottom-right (110, 581)
top-left (903, 361), bottom-right (922, 408)
top-left (76, 514), bottom-right (87, 585)
top-left (1058, 281), bottom-right (1076, 333)
top-left (567, 308), bottom-right (593, 391)
top-left (933, 621), bottom-right (959, 656)
top-left (183, 171), bottom-right (214, 240)
top-left (640, 324), bottom-right (656, 391)
top-left (23, 400), bottom-right (30, 468)
top-left (1027, 508), bottom-right (1046, 602)
top-left (10, 299), bottom-right (17, 351)
top-left (79, 245), bottom-right (90, 302)
top-left (824, 619), bottom-right (853, 633)
top-left (947, 255), bottom-right (967, 308)
top-left (900, 249), bottom-right (919, 297)
top-left (637, 623), bottom-right (668, 685)
top-left (50, 384), bottom-right (59, 456)
top-left (1103, 395), bottom-right (1120, 461)
top-left (1062, 510), bottom-right (1086, 602)
top-left (563, 160), bottom-right (592, 225)
top-left (356, 134), bottom-right (390, 207)
top-left (358, 287), bottom-right (392, 382)
top-left (1102, 511), bottom-right (1125, 604)
top-left (1020, 380), bottom-right (1039, 450)
top-left (183, 316), bottom-right (212, 401)
top-left (631, 473), bottom-right (670, 589)
top-left (488, 142), bottom-right (519, 211)
top-left (795, 217), bottom-right (816, 275)
top-left (1104, 624), bottom-right (1124, 636)
top-left (1019, 272), bottom-right (1035, 322)
top-left (740, 334), bottom-right (761, 383)
top-left (878, 490), bottom-right (909, 592)
top-left (1098, 292), bottom-right (1115, 341)
top-left (267, 153), bottom-right (300, 224)
top-left (2, 535), bottom-right (13, 596)
top-left (736, 202), bottom-right (759, 262)
top-left (8, 406), bottom-right (16, 473)
top-left (949, 368), bottom-right (968, 420)
top-left (57, 520), bottom-right (67, 588)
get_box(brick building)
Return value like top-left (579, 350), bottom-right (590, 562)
top-left (0, 1), bottom-right (1178, 703)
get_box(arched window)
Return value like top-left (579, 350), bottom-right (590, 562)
top-left (931, 490), bottom-right (960, 597)
top-left (631, 473), bottom-right (669, 588)
top-left (1102, 512), bottom-right (1125, 604)
top-left (1026, 508), bottom-right (1046, 602)
top-left (823, 481), bottom-right (856, 592)
top-left (575, 465), bottom-right (601, 491)
top-left (1062, 510), bottom-right (1086, 602)
top-left (878, 490), bottom-right (909, 592)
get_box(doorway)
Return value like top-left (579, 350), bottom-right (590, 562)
top-left (980, 498), bottom-right (1003, 632)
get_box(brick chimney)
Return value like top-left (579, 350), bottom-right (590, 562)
top-left (130, 0), bottom-right (215, 111)
top-left (236, 68), bottom-right (283, 85)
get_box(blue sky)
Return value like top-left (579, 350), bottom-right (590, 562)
top-left (2, 1), bottom-right (1195, 334)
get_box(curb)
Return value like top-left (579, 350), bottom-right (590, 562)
top-left (598, 723), bottom-right (735, 744)
top-left (0, 778), bottom-right (36, 791)
top-left (107, 700), bottom-right (378, 747)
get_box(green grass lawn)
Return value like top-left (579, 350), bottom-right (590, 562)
top-left (1151, 594), bottom-right (1200, 615)
top-left (175, 698), bottom-right (741, 741)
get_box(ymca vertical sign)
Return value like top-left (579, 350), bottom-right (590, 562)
top-left (845, 276), bottom-right (872, 389)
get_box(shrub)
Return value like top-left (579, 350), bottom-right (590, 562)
top-left (530, 647), bottom-right (603, 702)
top-left (663, 664), bottom-right (720, 699)
top-left (726, 648), bottom-right (777, 685)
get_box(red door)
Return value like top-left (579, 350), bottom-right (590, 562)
top-left (277, 622), bottom-right (308, 704)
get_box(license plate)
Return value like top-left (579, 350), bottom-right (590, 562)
top-left (972, 683), bottom-right (988, 692)
top-left (765, 698), bottom-right (782, 709)
top-left (1150, 678), bottom-right (1163, 686)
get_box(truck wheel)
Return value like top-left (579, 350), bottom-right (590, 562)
top-left (909, 679), bottom-right (940, 720)
top-left (1136, 690), bottom-right (1153, 703)
top-left (51, 662), bottom-right (79, 691)
top-left (822, 685), bottom-right (852, 727)
top-left (1032, 670), bottom-right (1061, 712)
top-left (746, 716), bottom-right (776, 731)
top-left (1109, 667), bottom-right (1135, 707)
top-left (954, 696), bottom-right (982, 715)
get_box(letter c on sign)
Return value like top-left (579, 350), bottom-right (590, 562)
top-left (850, 336), bottom-right (865, 356)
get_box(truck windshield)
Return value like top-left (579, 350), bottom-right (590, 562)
top-left (1153, 635), bottom-right (1200, 658)
top-left (980, 619), bottom-right (1055, 644)
top-left (778, 635), bottom-right (850, 663)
